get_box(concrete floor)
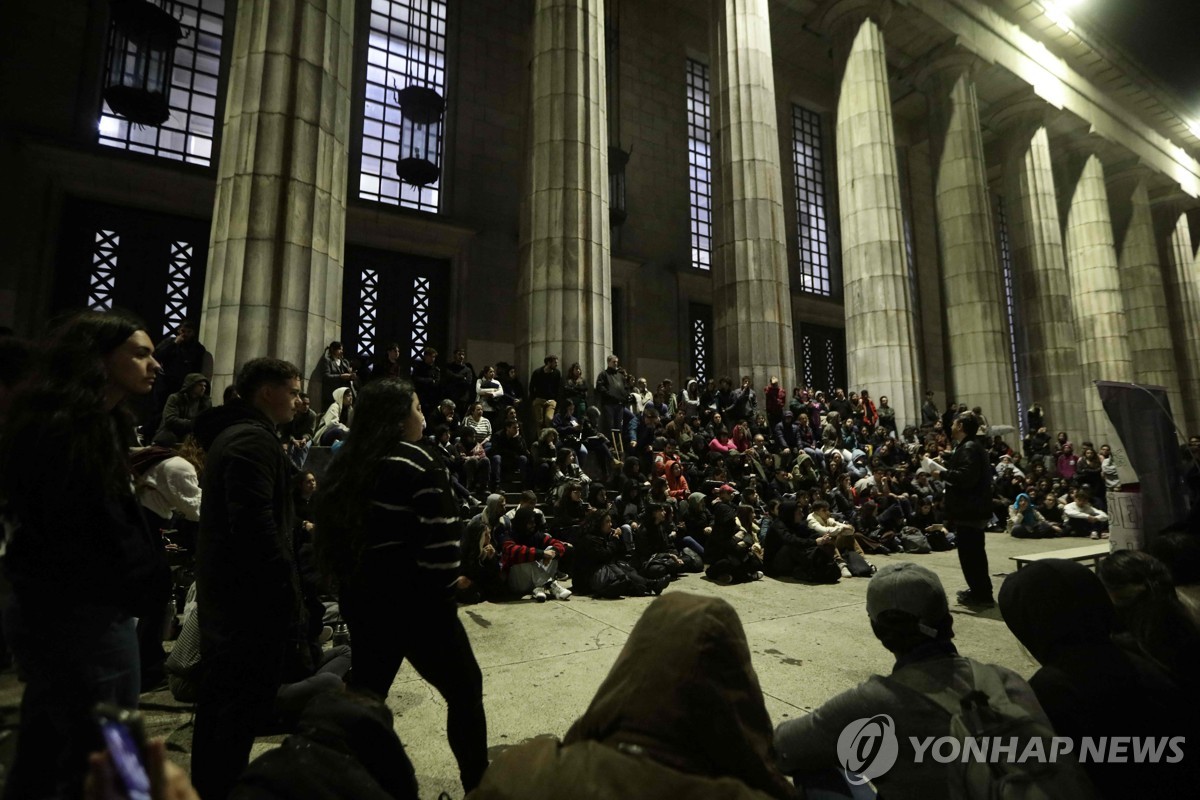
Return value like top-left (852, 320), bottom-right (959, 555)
top-left (0, 532), bottom-right (1077, 798)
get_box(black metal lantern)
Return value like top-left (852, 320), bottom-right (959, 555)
top-left (103, 0), bottom-right (184, 126)
top-left (392, 83), bottom-right (445, 187)
top-left (609, 146), bottom-right (629, 227)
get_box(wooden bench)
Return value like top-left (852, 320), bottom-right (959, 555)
top-left (1011, 543), bottom-right (1110, 571)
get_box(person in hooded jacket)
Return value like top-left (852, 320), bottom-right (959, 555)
top-left (154, 371), bottom-right (211, 445)
top-left (191, 357), bottom-right (305, 800)
top-left (468, 593), bottom-right (797, 800)
top-left (498, 506), bottom-right (571, 601)
top-left (999, 559), bottom-right (1198, 799)
top-left (762, 500), bottom-right (841, 584)
top-left (572, 511), bottom-right (668, 598)
top-left (314, 386), bottom-right (354, 445)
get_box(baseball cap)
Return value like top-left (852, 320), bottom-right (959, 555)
top-left (716, 484), bottom-right (735, 495)
top-left (866, 562), bottom-right (949, 638)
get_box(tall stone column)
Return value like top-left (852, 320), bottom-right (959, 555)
top-left (1057, 144), bottom-right (1133, 445)
top-left (1106, 168), bottom-right (1183, 421)
top-left (991, 104), bottom-right (1086, 439)
top-left (1162, 210), bottom-right (1200, 433)
top-left (821, 1), bottom-right (921, 425)
top-left (202, 0), bottom-right (355, 390)
top-left (517, 0), bottom-right (611, 382)
top-left (708, 0), bottom-right (795, 391)
top-left (925, 58), bottom-right (1016, 428)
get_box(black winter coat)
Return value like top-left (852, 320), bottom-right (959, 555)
top-left (941, 439), bottom-right (992, 524)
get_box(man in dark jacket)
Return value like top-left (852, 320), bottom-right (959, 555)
top-left (154, 321), bottom-right (211, 405)
top-left (939, 411), bottom-right (994, 607)
top-left (192, 358), bottom-right (304, 800)
top-left (528, 354), bottom-right (561, 430)
top-left (153, 372), bottom-right (211, 445)
top-left (596, 354), bottom-right (629, 434)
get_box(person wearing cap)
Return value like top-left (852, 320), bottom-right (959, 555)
top-left (773, 563), bottom-right (1059, 799)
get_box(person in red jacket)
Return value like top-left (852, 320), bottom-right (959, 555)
top-left (499, 507), bottom-right (571, 601)
top-left (764, 376), bottom-right (786, 427)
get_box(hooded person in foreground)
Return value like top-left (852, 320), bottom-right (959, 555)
top-left (999, 559), bottom-right (1198, 799)
top-left (468, 592), bottom-right (797, 799)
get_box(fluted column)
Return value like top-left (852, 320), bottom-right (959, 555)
top-left (926, 58), bottom-right (1016, 428)
top-left (202, 0), bottom-right (355, 390)
top-left (1106, 169), bottom-right (1183, 421)
top-left (517, 0), bottom-right (611, 382)
top-left (1163, 211), bottom-right (1200, 433)
top-left (992, 105), bottom-right (1086, 439)
top-left (824, 2), bottom-right (921, 425)
top-left (1058, 144), bottom-right (1133, 444)
top-left (708, 0), bottom-right (795, 391)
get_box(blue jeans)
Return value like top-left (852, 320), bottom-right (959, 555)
top-left (5, 600), bottom-right (140, 800)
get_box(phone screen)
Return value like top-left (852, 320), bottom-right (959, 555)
top-left (98, 720), bottom-right (151, 800)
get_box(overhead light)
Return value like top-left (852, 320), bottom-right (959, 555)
top-left (1190, 122), bottom-right (1200, 139)
top-left (1043, 1), bottom-right (1074, 33)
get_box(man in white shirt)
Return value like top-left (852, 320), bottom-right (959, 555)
top-left (1063, 488), bottom-right (1109, 539)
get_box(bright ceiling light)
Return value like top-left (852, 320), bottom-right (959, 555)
top-left (1043, 1), bottom-right (1074, 32)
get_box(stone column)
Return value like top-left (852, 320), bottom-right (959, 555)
top-left (1057, 143), bottom-right (1133, 445)
top-left (991, 105), bottom-right (1086, 439)
top-left (821, 1), bottom-right (921, 426)
top-left (1162, 210), bottom-right (1200, 433)
top-left (708, 0), bottom-right (795, 391)
top-left (202, 0), bottom-right (355, 391)
top-left (1106, 168), bottom-right (1183, 420)
top-left (925, 58), bottom-right (1016, 428)
top-left (517, 0), bottom-right (611, 382)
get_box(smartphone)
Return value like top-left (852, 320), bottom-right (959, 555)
top-left (94, 704), bottom-right (151, 800)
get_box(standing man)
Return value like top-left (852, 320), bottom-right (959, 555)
top-left (596, 354), bottom-right (628, 435)
top-left (154, 320), bottom-right (211, 404)
top-left (411, 346), bottom-right (441, 420)
top-left (443, 347), bottom-right (476, 415)
top-left (192, 358), bottom-right (305, 799)
top-left (920, 390), bottom-right (939, 430)
top-left (939, 411), bottom-right (995, 607)
top-left (528, 355), bottom-right (561, 430)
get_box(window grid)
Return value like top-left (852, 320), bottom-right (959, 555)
top-left (357, 268), bottom-right (380, 358)
top-left (89, 230), bottom-right (120, 311)
top-left (98, 0), bottom-right (224, 165)
top-left (799, 324), bottom-right (846, 396)
top-left (410, 276), bottom-right (431, 358)
top-left (791, 105), bottom-right (831, 296)
top-left (995, 195), bottom-right (1026, 437)
top-left (359, 0), bottom-right (447, 212)
top-left (161, 241), bottom-right (194, 336)
top-left (686, 59), bottom-right (712, 271)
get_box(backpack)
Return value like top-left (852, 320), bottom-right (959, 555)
top-left (892, 662), bottom-right (1094, 800)
top-left (900, 527), bottom-right (931, 554)
top-left (842, 549), bottom-right (874, 577)
top-left (925, 528), bottom-right (955, 551)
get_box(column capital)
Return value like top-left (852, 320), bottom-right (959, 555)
top-left (984, 89), bottom-right (1056, 138)
top-left (910, 41), bottom-right (990, 93)
top-left (814, 0), bottom-right (894, 50)
top-left (1102, 159), bottom-right (1153, 192)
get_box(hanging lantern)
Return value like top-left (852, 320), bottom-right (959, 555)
top-left (103, 0), bottom-right (184, 126)
top-left (609, 146), bottom-right (629, 227)
top-left (392, 84), bottom-right (445, 187)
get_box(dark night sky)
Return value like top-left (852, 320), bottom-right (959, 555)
top-left (1069, 0), bottom-right (1200, 118)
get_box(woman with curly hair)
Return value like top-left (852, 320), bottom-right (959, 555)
top-left (0, 310), bottom-right (170, 799)
top-left (314, 377), bottom-right (487, 793)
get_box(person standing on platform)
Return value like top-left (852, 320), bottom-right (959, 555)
top-left (529, 354), bottom-right (561, 430)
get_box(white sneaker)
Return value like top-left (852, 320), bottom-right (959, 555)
top-left (750, 571), bottom-right (764, 581)
top-left (548, 580), bottom-right (572, 601)
top-left (532, 586), bottom-right (548, 602)
top-left (318, 625), bottom-right (334, 645)
top-left (840, 563), bottom-right (852, 579)
top-left (1089, 532), bottom-right (1100, 540)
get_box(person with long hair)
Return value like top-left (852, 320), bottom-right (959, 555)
top-left (313, 378), bottom-right (487, 793)
top-left (0, 310), bottom-right (170, 799)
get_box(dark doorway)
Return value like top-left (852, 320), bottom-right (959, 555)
top-left (797, 323), bottom-right (847, 395)
top-left (341, 245), bottom-right (450, 366)
top-left (53, 198), bottom-right (210, 340)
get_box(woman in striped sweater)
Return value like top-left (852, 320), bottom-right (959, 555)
top-left (315, 378), bottom-right (487, 793)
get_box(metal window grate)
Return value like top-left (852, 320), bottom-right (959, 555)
top-left (995, 195), bottom-right (1025, 436)
top-left (161, 241), bottom-right (194, 336)
top-left (357, 268), bottom-right (380, 357)
top-left (799, 324), bottom-right (846, 395)
top-left (359, 0), bottom-right (447, 212)
top-left (791, 105), bottom-right (831, 296)
top-left (687, 59), bottom-right (712, 271)
top-left (89, 230), bottom-right (120, 311)
top-left (410, 275), bottom-right (431, 358)
top-left (98, 0), bottom-right (224, 165)
top-left (689, 303), bottom-right (712, 383)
